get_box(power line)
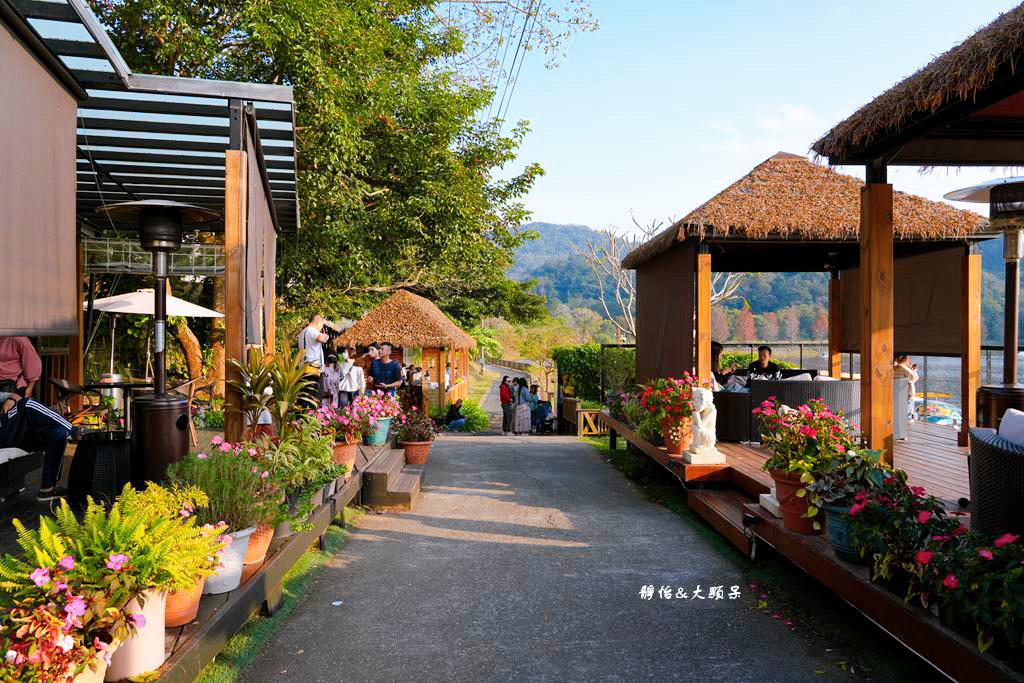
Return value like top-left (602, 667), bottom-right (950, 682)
top-left (497, 0), bottom-right (540, 129)
top-left (493, 0), bottom-right (535, 126)
top-left (485, 1), bottom-right (519, 122)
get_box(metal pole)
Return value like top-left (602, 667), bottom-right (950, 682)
top-left (799, 344), bottom-right (804, 370)
top-left (153, 251), bottom-right (168, 397)
top-left (986, 347), bottom-right (992, 385)
top-left (922, 356), bottom-right (929, 420)
top-left (1005, 229), bottom-right (1022, 385)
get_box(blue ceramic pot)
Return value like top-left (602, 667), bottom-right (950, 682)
top-left (364, 417), bottom-right (392, 446)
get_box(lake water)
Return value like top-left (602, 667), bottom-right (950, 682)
top-left (756, 345), bottom-right (1022, 413)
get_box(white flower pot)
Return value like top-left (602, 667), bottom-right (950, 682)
top-left (203, 526), bottom-right (256, 595)
top-left (104, 590), bottom-right (166, 680)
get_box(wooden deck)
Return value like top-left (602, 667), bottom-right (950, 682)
top-left (717, 420), bottom-right (969, 505)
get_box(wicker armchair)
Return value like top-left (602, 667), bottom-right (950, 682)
top-left (713, 391), bottom-right (751, 442)
top-left (968, 428), bottom-right (1024, 538)
top-left (749, 380), bottom-right (861, 442)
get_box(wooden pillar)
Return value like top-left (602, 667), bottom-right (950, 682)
top-left (695, 245), bottom-right (712, 382)
top-left (828, 271), bottom-right (842, 378)
top-left (960, 245), bottom-right (982, 446)
top-left (265, 231), bottom-right (276, 354)
top-left (224, 149), bottom-right (248, 442)
top-left (859, 175), bottom-right (894, 460)
top-left (67, 239), bottom-right (85, 408)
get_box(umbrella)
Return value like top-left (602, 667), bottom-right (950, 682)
top-left (84, 289), bottom-right (222, 375)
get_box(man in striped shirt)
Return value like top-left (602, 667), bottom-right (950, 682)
top-left (0, 392), bottom-right (72, 501)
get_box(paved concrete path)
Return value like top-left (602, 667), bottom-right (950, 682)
top-left (246, 434), bottom-right (855, 682)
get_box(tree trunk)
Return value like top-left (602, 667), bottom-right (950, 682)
top-left (166, 280), bottom-right (205, 382)
top-left (211, 277), bottom-right (226, 397)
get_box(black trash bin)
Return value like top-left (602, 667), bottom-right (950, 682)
top-left (131, 394), bottom-right (189, 484)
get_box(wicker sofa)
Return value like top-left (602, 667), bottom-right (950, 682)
top-left (0, 448), bottom-right (44, 501)
top-left (714, 376), bottom-right (908, 443)
top-left (967, 428), bottom-right (1024, 538)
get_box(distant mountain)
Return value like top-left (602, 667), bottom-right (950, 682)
top-left (509, 222), bottom-right (603, 280)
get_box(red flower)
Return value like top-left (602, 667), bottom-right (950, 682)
top-left (909, 486), bottom-right (926, 497)
top-left (916, 510), bottom-right (932, 524)
top-left (952, 525), bottom-right (967, 537)
top-left (849, 501), bottom-right (866, 516)
top-left (943, 573), bottom-right (958, 589)
top-left (995, 533), bottom-right (1019, 548)
top-left (978, 548), bottom-right (994, 560)
top-left (915, 550), bottom-right (934, 565)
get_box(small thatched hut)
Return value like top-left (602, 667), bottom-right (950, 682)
top-left (336, 290), bottom-right (476, 412)
top-left (622, 152), bottom-right (992, 454)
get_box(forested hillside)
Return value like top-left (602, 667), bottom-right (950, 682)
top-left (511, 222), bottom-right (1009, 343)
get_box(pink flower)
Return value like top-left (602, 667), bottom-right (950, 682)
top-left (836, 444), bottom-right (846, 453)
top-left (261, 471), bottom-right (270, 479)
top-left (978, 548), bottom-right (994, 560)
top-left (916, 510), bottom-right (932, 524)
top-left (219, 442), bottom-right (233, 452)
top-left (251, 466), bottom-right (259, 474)
top-left (248, 448), bottom-right (258, 457)
top-left (105, 553), bottom-right (131, 571)
top-left (29, 567), bottom-right (50, 586)
top-left (995, 533), bottom-right (1019, 548)
top-left (131, 613), bottom-right (147, 628)
top-left (65, 596), bottom-right (87, 617)
top-left (197, 452), bottom-right (208, 460)
top-left (58, 555), bottom-right (75, 571)
top-left (953, 525), bottom-right (967, 537)
top-left (915, 550), bottom-right (934, 565)
top-left (211, 434), bottom-right (223, 445)
top-left (218, 533), bottom-right (234, 547)
top-left (849, 502), bottom-right (866, 516)
top-left (910, 486), bottom-right (926, 497)
top-left (943, 573), bottom-right (958, 589)
top-left (56, 634), bottom-right (75, 652)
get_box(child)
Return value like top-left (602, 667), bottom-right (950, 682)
top-left (321, 354), bottom-right (341, 408)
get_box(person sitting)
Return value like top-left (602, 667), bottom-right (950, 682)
top-left (747, 345), bottom-right (782, 381)
top-left (0, 393), bottom-right (72, 501)
top-left (445, 399), bottom-right (467, 431)
top-left (711, 341), bottom-right (736, 387)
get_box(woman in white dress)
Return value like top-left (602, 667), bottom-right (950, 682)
top-left (338, 347), bottom-right (366, 408)
top-left (514, 378), bottom-right (532, 435)
top-left (893, 353), bottom-right (919, 421)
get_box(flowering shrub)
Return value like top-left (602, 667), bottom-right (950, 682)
top-left (348, 391), bottom-right (403, 439)
top-left (805, 449), bottom-right (904, 508)
top-left (313, 404), bottom-right (362, 443)
top-left (394, 408), bottom-right (438, 442)
top-left (639, 374), bottom-right (707, 421)
top-left (756, 397), bottom-right (858, 530)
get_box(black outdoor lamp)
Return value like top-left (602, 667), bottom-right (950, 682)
top-left (945, 179), bottom-right (1024, 428)
top-left (96, 200), bottom-right (219, 482)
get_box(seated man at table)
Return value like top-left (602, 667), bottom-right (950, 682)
top-left (0, 392), bottom-right (73, 501)
top-left (747, 345), bottom-right (782, 381)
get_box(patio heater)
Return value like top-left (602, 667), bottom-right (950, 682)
top-left (96, 200), bottom-right (218, 482)
top-left (945, 179), bottom-right (1024, 428)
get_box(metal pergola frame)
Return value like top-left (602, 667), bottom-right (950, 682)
top-left (8, 0), bottom-right (299, 232)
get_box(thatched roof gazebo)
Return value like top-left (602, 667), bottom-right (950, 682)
top-left (622, 152), bottom-right (993, 454)
top-left (337, 290), bottom-right (475, 412)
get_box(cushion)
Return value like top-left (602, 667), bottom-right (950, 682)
top-left (814, 375), bottom-right (840, 381)
top-left (782, 373), bottom-right (813, 382)
top-left (726, 375), bottom-right (747, 390)
top-left (0, 448), bottom-right (29, 465)
top-left (998, 408), bottom-right (1024, 446)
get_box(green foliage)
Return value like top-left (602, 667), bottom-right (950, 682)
top-left (468, 325), bottom-right (504, 362)
top-left (268, 350), bottom-right (317, 439)
top-left (226, 351), bottom-right (275, 430)
top-left (456, 400), bottom-right (490, 432)
top-left (552, 343), bottom-right (601, 401)
top-left (601, 347), bottom-right (636, 395)
top-left (166, 448), bottom-right (276, 532)
top-left (395, 409), bottom-right (438, 442)
top-left (200, 409), bottom-right (225, 429)
top-left (720, 351), bottom-right (796, 370)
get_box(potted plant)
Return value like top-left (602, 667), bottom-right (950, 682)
top-left (395, 407), bottom-right (438, 465)
top-left (639, 374), bottom-right (706, 457)
top-left (805, 449), bottom-right (905, 562)
top-left (226, 351), bottom-right (275, 439)
top-left (351, 390), bottom-right (403, 446)
top-left (755, 397), bottom-right (856, 533)
top-left (166, 444), bottom-right (277, 594)
top-left (314, 405), bottom-right (359, 477)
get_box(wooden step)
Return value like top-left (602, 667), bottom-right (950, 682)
top-left (363, 449), bottom-right (405, 497)
top-left (688, 489), bottom-right (754, 554)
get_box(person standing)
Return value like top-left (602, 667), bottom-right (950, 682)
top-left (371, 342), bottom-right (403, 397)
top-left (0, 336), bottom-right (42, 397)
top-left (499, 376), bottom-right (513, 436)
top-left (357, 343), bottom-right (379, 391)
top-left (893, 354), bottom-right (919, 422)
top-left (0, 392), bottom-right (72, 501)
top-left (298, 314), bottom-right (329, 403)
top-left (514, 377), bottom-right (532, 435)
top-left (338, 347), bottom-right (365, 408)
top-left (321, 354), bottom-right (341, 408)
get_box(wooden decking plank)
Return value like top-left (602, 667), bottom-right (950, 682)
top-left (688, 489), bottom-right (753, 554)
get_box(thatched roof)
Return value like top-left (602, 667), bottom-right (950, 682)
top-left (621, 152), bottom-right (986, 269)
top-left (813, 5), bottom-right (1024, 161)
top-left (335, 290), bottom-right (476, 349)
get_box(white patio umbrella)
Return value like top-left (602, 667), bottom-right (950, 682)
top-left (85, 289), bottom-right (222, 374)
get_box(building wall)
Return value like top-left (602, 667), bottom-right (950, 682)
top-left (0, 21), bottom-right (78, 335)
top-left (635, 239), bottom-right (696, 382)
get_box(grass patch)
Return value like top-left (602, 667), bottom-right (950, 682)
top-left (194, 507), bottom-right (364, 683)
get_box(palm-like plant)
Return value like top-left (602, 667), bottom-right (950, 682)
top-left (226, 351), bottom-right (274, 431)
top-left (268, 350), bottom-right (315, 438)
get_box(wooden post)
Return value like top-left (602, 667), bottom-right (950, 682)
top-left (860, 177), bottom-right (894, 460)
top-left (696, 245), bottom-right (712, 382)
top-left (68, 239), bottom-right (85, 409)
top-left (960, 245), bottom-right (982, 446)
top-left (828, 271), bottom-right (842, 378)
top-left (224, 149), bottom-right (248, 442)
top-left (265, 231), bottom-right (276, 354)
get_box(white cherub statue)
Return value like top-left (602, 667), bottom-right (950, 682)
top-left (687, 386), bottom-right (725, 464)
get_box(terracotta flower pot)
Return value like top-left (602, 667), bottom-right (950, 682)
top-left (769, 468), bottom-right (819, 534)
top-left (244, 523), bottom-right (275, 565)
top-left (661, 417), bottom-right (692, 456)
top-left (332, 440), bottom-right (358, 479)
top-left (73, 642), bottom-right (119, 683)
top-left (105, 590), bottom-right (166, 680)
top-left (166, 577), bottom-right (206, 627)
top-left (400, 440), bottom-right (433, 465)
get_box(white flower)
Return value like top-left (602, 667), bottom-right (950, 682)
top-left (56, 634), bottom-right (75, 652)
top-left (5, 650), bottom-right (17, 662)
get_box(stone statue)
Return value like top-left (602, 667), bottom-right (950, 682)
top-left (687, 386), bottom-right (725, 464)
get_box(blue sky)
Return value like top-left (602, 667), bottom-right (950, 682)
top-left (500, 0), bottom-right (1020, 232)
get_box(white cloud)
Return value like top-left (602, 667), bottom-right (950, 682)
top-left (753, 104), bottom-right (819, 132)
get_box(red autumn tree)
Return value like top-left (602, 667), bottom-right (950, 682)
top-left (712, 307), bottom-right (730, 339)
top-left (782, 308), bottom-right (801, 340)
top-left (736, 307), bottom-right (757, 342)
top-left (810, 306), bottom-right (829, 339)
top-left (759, 311), bottom-right (779, 340)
